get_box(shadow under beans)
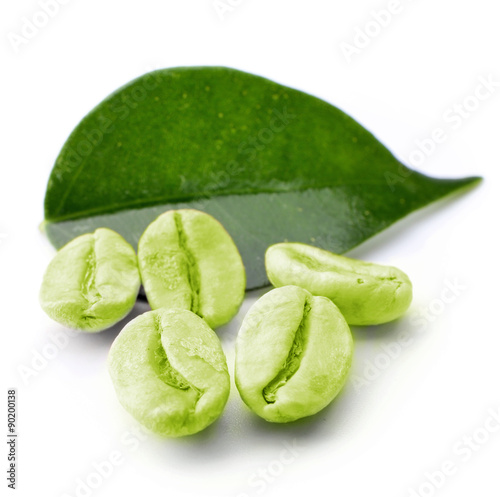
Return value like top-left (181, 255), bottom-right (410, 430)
top-left (241, 386), bottom-right (352, 439)
top-left (350, 315), bottom-right (413, 344)
top-left (147, 377), bottom-right (356, 468)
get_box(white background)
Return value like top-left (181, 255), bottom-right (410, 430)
top-left (2, 1), bottom-right (499, 496)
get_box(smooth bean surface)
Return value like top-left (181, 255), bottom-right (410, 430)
top-left (266, 242), bottom-right (412, 325)
top-left (138, 209), bottom-right (245, 329)
top-left (108, 308), bottom-right (230, 437)
top-left (39, 228), bottom-right (140, 332)
top-left (235, 285), bottom-right (353, 423)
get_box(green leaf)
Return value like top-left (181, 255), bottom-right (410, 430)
top-left (43, 66), bottom-right (481, 289)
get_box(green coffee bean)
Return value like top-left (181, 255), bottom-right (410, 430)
top-left (235, 285), bottom-right (353, 423)
top-left (108, 308), bottom-right (230, 437)
top-left (265, 242), bottom-right (412, 326)
top-left (138, 209), bottom-right (245, 329)
top-left (39, 228), bottom-right (141, 332)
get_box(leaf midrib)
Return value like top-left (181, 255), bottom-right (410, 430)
top-left (46, 178), bottom-right (429, 223)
